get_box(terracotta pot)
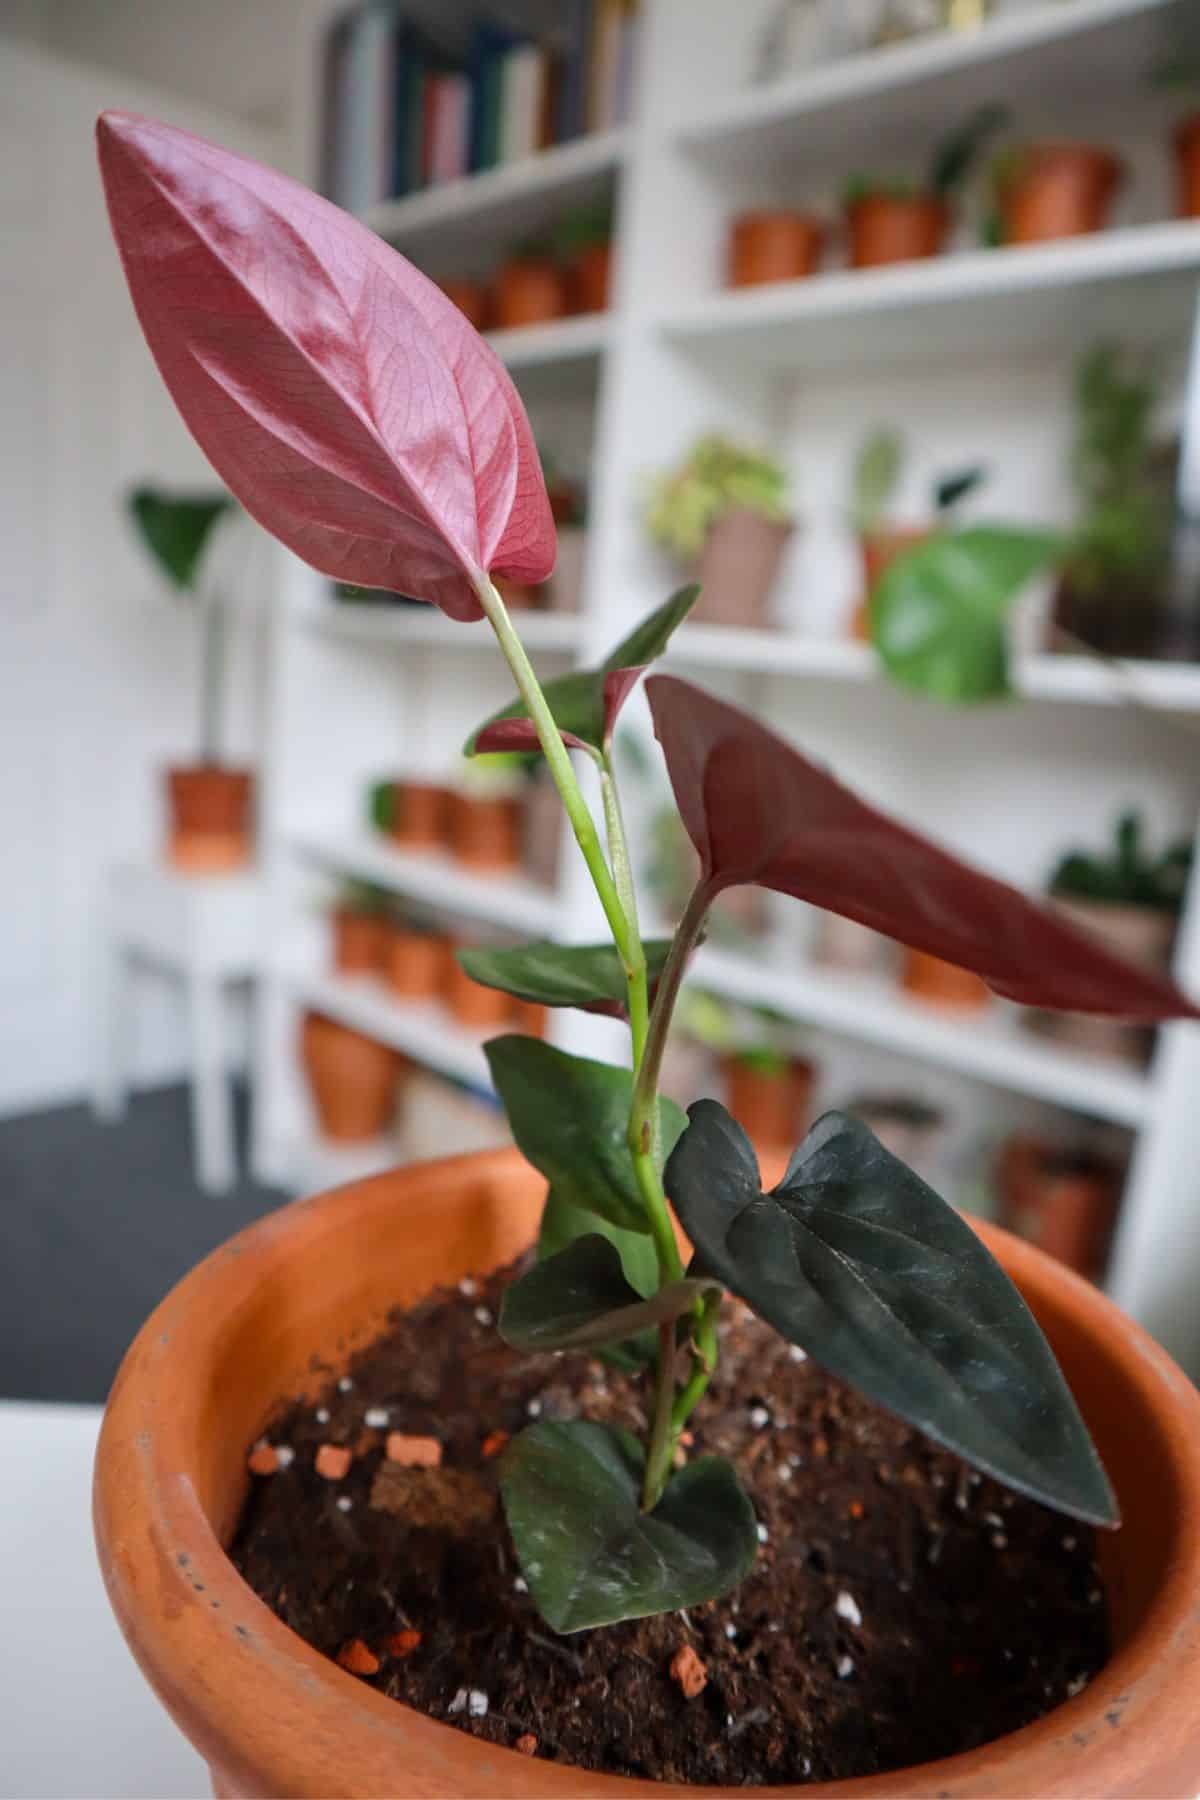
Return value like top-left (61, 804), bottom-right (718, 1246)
top-left (443, 954), bottom-right (513, 1030)
top-left (451, 793), bottom-right (522, 872)
top-left (298, 1012), bottom-right (398, 1143)
top-left (998, 1137), bottom-right (1123, 1282)
top-left (570, 241), bottom-right (612, 314)
top-left (166, 764), bottom-right (254, 872)
top-left (548, 524), bottom-right (586, 614)
top-left (1030, 899), bottom-right (1175, 1064)
top-left (845, 195), bottom-right (950, 269)
top-left (331, 908), bottom-right (391, 976)
top-left (389, 781), bottom-right (449, 852)
top-left (726, 1056), bottom-right (815, 1153)
top-left (728, 210), bottom-right (824, 288)
top-left (902, 948), bottom-right (991, 1011)
top-left (1000, 145), bottom-right (1122, 245)
top-left (438, 278), bottom-right (489, 331)
top-left (509, 997), bottom-right (548, 1038)
top-left (492, 259), bottom-right (567, 330)
top-left (96, 1144), bottom-right (1200, 1798)
top-left (1175, 115), bottom-right (1200, 220)
top-left (851, 526), bottom-right (930, 640)
top-left (382, 927), bottom-right (451, 1002)
top-left (693, 507), bottom-right (793, 628)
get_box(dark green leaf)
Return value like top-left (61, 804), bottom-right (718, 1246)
top-left (486, 1036), bottom-right (687, 1233)
top-left (537, 1190), bottom-right (658, 1369)
top-left (501, 1421), bottom-right (757, 1632)
top-left (871, 526), bottom-right (1059, 702)
top-left (665, 1101), bottom-right (1118, 1527)
top-left (128, 486), bottom-right (232, 590)
top-left (456, 939), bottom-right (674, 1016)
top-left (501, 1234), bottom-right (717, 1354)
top-left (601, 583), bottom-right (701, 673)
top-left (465, 669), bottom-right (604, 757)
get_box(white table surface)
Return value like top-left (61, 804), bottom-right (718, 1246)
top-left (0, 1401), bottom-right (207, 1800)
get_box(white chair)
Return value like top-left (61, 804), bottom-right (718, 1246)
top-left (93, 864), bottom-right (263, 1192)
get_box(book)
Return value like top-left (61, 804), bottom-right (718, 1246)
top-left (588, 0), bottom-right (624, 133)
top-left (467, 20), bottom-right (525, 173)
top-left (499, 42), bottom-right (544, 165)
top-left (429, 72), bottom-right (470, 186)
top-left (557, 0), bottom-right (593, 144)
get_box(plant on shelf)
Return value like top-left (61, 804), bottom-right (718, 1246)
top-left (844, 103), bottom-right (1007, 268)
top-left (1049, 811), bottom-right (1192, 916)
top-left (126, 484), bottom-right (253, 869)
top-left (645, 433), bottom-right (793, 627)
top-left (983, 139), bottom-right (1123, 248)
top-left (553, 197), bottom-right (615, 314)
top-left (329, 878), bottom-right (395, 977)
top-left (848, 425), bottom-right (987, 638)
top-left (96, 112), bottom-right (1200, 1793)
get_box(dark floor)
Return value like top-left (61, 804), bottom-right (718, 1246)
top-left (0, 1083), bottom-right (285, 1403)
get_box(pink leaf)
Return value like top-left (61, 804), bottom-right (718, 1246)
top-left (647, 674), bottom-right (1200, 1020)
top-left (96, 112), bottom-right (554, 622)
top-left (474, 718), bottom-right (590, 755)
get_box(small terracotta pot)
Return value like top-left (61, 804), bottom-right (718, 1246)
top-left (998, 1137), bottom-right (1123, 1282)
top-left (852, 526), bottom-right (930, 640)
top-left (389, 781), bottom-right (449, 852)
top-left (1000, 145), bottom-right (1122, 245)
top-left (438, 278), bottom-right (489, 331)
top-left (298, 1012), bottom-right (398, 1142)
top-left (726, 1056), bottom-right (815, 1153)
top-left (693, 507), bottom-right (793, 628)
top-left (902, 948), bottom-right (991, 1011)
top-left (548, 524), bottom-right (586, 614)
top-left (443, 954), bottom-right (513, 1030)
top-left (728, 210), bottom-right (824, 288)
top-left (451, 794), bottom-right (522, 872)
top-left (492, 259), bottom-right (567, 330)
top-left (1175, 116), bottom-right (1200, 220)
top-left (569, 241), bottom-right (612, 314)
top-left (166, 764), bottom-right (254, 872)
top-left (846, 195), bottom-right (950, 269)
top-left (382, 928), bottom-right (450, 1002)
top-left (509, 997), bottom-right (548, 1038)
top-left (331, 908), bottom-right (390, 977)
top-left (95, 1146), bottom-right (1200, 1797)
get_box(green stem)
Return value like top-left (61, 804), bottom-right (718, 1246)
top-left (630, 880), bottom-right (711, 1148)
top-left (671, 1290), bottom-right (721, 1432)
top-left (642, 1322), bottom-right (678, 1511)
top-left (600, 760), bottom-right (649, 1065)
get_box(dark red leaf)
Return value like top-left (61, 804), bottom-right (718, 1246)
top-left (646, 674), bottom-right (1199, 1019)
top-left (96, 112), bottom-right (554, 622)
top-left (474, 718), bottom-right (590, 755)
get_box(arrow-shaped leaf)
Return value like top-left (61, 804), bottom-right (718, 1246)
top-left (128, 487), bottom-right (232, 591)
top-left (457, 939), bottom-right (674, 1017)
top-left (501, 1234), bottom-right (719, 1353)
top-left (486, 1036), bottom-right (687, 1233)
top-left (500, 1420), bottom-right (757, 1632)
top-left (665, 1100), bottom-right (1119, 1527)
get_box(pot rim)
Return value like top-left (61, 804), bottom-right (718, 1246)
top-left (94, 1146), bottom-right (1200, 1798)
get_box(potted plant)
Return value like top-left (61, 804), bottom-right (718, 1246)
top-left (330, 879), bottom-right (394, 976)
top-left (645, 433), bottom-right (793, 628)
top-left (491, 235), bottom-right (568, 330)
top-left (451, 754), bottom-right (526, 871)
top-left (847, 427), bottom-right (987, 638)
top-left (96, 113), bottom-right (1200, 1797)
top-left (381, 907), bottom-right (453, 1003)
top-left (298, 1011), bottom-right (401, 1144)
top-left (443, 935), bottom-right (520, 1030)
top-left (986, 142), bottom-right (1123, 246)
top-left (726, 207), bottom-right (825, 288)
top-left (126, 484), bottom-right (253, 870)
top-left (1030, 812), bottom-right (1190, 1064)
top-left (436, 276), bottom-right (490, 330)
top-left (554, 199), bottom-right (615, 314)
top-left (997, 1134), bottom-right (1125, 1284)
top-left (844, 104), bottom-right (1006, 268)
top-left (1050, 344), bottom-right (1173, 659)
top-left (372, 775), bottom-right (451, 853)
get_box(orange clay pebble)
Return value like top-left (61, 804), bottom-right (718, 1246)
top-left (482, 1430), bottom-right (509, 1458)
top-left (515, 1734), bottom-right (538, 1756)
top-left (247, 1444), bottom-right (279, 1476)
top-left (669, 1644), bottom-right (708, 1699)
top-left (384, 1629), bottom-right (422, 1658)
top-left (849, 1500), bottom-right (865, 1520)
top-left (336, 1639), bottom-right (380, 1677)
top-left (315, 1443), bottom-right (352, 1480)
top-left (386, 1432), bottom-right (442, 1467)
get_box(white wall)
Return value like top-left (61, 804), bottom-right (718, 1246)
top-left (0, 38), bottom-right (282, 1116)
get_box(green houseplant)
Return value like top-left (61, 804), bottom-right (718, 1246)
top-left (847, 425), bottom-right (987, 638)
top-left (126, 484), bottom-right (253, 868)
top-left (94, 111), bottom-right (1200, 1795)
top-left (645, 433), bottom-right (792, 627)
top-left (844, 103), bottom-right (1007, 267)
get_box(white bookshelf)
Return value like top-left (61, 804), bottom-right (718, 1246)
top-left (256, 0), bottom-right (1200, 1372)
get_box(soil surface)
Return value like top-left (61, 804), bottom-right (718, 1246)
top-left (232, 1259), bottom-right (1110, 1785)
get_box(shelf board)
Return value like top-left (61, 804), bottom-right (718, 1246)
top-left (693, 946), bottom-right (1154, 1129)
top-left (674, 0), bottom-right (1179, 176)
top-left (289, 830), bottom-right (560, 939)
top-left (656, 221), bottom-right (1200, 375)
top-left (485, 312), bottom-right (611, 372)
top-left (666, 628), bottom-right (1200, 712)
top-left (285, 966), bottom-right (494, 1093)
top-left (302, 603), bottom-right (582, 657)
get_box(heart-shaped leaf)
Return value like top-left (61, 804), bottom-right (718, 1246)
top-left (97, 113), bottom-right (554, 621)
top-left (501, 1420), bottom-right (757, 1632)
top-left (646, 674), bottom-right (1200, 1020)
top-left (128, 487), bottom-right (232, 590)
top-left (665, 1100), bottom-right (1119, 1526)
top-left (456, 939), bottom-right (674, 1017)
top-left (466, 586), bottom-right (700, 756)
top-left (537, 1190), bottom-right (659, 1369)
top-left (501, 1234), bottom-right (718, 1353)
top-left (486, 1036), bottom-right (687, 1233)
top-left (871, 527), bottom-right (1058, 702)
